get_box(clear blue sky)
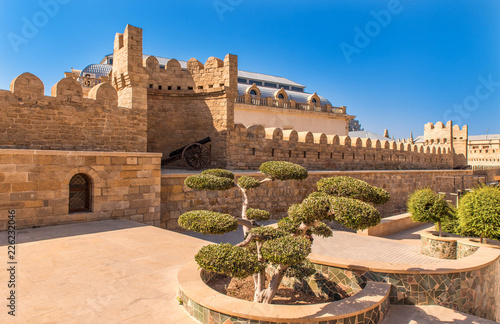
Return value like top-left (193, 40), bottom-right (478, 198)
top-left (0, 0), bottom-right (498, 139)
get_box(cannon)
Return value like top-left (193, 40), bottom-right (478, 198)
top-left (161, 137), bottom-right (211, 170)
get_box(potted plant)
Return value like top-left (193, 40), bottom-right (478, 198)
top-left (179, 162), bottom-right (389, 304)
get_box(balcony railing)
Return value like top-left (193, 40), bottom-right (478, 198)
top-left (235, 95), bottom-right (346, 114)
top-left (78, 76), bottom-right (102, 88)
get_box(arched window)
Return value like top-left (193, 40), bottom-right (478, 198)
top-left (69, 174), bottom-right (91, 213)
top-left (249, 89), bottom-right (257, 97)
top-left (278, 93), bottom-right (285, 99)
top-left (311, 98), bottom-right (317, 104)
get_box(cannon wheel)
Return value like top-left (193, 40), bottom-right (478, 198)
top-left (182, 143), bottom-right (211, 170)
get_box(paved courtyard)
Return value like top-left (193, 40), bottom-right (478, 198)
top-left (0, 219), bottom-right (496, 323)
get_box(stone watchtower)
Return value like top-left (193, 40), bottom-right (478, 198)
top-left (423, 121), bottom-right (468, 168)
top-left (111, 25), bottom-right (149, 109)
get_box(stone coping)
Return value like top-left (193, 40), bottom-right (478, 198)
top-left (162, 168), bottom-right (469, 177)
top-left (460, 238), bottom-right (500, 250)
top-left (421, 231), bottom-right (500, 250)
top-left (177, 261), bottom-right (390, 322)
top-left (0, 148), bottom-right (162, 157)
top-left (420, 230), bottom-right (460, 242)
top-left (308, 246), bottom-right (500, 274)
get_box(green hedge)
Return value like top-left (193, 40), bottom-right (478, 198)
top-left (237, 176), bottom-right (261, 189)
top-left (245, 208), bottom-right (271, 221)
top-left (201, 169), bottom-right (235, 179)
top-left (178, 210), bottom-right (238, 235)
top-left (184, 174), bottom-right (234, 191)
top-left (316, 176), bottom-right (389, 204)
top-left (458, 186), bottom-right (500, 240)
top-left (259, 161), bottom-right (308, 181)
top-left (195, 243), bottom-right (262, 278)
top-left (261, 235), bottom-right (311, 266)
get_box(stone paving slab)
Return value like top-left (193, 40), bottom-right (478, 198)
top-left (0, 220), bottom-right (201, 324)
top-left (381, 305), bottom-right (497, 324)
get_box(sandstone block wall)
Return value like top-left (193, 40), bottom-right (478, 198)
top-left (0, 73), bottom-right (147, 152)
top-left (160, 169), bottom-right (471, 230)
top-left (225, 124), bottom-right (453, 170)
top-left (145, 54), bottom-right (238, 167)
top-left (0, 149), bottom-right (161, 231)
top-left (424, 121), bottom-right (468, 167)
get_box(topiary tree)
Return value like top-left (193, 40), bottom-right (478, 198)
top-left (457, 185), bottom-right (500, 243)
top-left (179, 164), bottom-right (389, 304)
top-left (407, 188), bottom-right (454, 237)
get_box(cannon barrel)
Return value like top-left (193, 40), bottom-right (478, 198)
top-left (168, 137), bottom-right (211, 158)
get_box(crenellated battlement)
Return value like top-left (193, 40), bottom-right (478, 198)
top-left (226, 124), bottom-right (452, 170)
top-left (143, 53), bottom-right (238, 98)
top-left (0, 72), bottom-right (147, 152)
top-left (423, 120), bottom-right (468, 167)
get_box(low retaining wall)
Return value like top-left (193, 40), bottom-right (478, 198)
top-left (177, 262), bottom-right (391, 324)
top-left (357, 213), bottom-right (422, 237)
top-left (161, 169), bottom-right (471, 229)
top-left (309, 247), bottom-right (500, 322)
top-left (420, 231), bottom-right (459, 259)
top-left (0, 149), bottom-right (162, 230)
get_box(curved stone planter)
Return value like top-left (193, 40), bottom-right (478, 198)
top-left (308, 247), bottom-right (500, 322)
top-left (177, 262), bottom-right (391, 324)
top-left (420, 231), bottom-right (458, 259)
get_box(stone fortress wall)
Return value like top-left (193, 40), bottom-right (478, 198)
top-left (225, 124), bottom-right (454, 170)
top-left (0, 72), bottom-right (147, 152)
top-left (423, 121), bottom-right (468, 167)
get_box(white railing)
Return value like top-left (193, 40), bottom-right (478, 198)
top-left (235, 95), bottom-right (346, 115)
top-left (78, 76), bottom-right (101, 88)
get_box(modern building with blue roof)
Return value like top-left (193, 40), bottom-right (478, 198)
top-left (74, 52), bottom-right (354, 136)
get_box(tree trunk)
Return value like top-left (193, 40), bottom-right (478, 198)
top-left (438, 222), bottom-right (442, 237)
top-left (480, 234), bottom-right (484, 244)
top-left (261, 265), bottom-right (287, 304)
top-left (253, 270), bottom-right (266, 303)
top-left (237, 184), bottom-right (250, 236)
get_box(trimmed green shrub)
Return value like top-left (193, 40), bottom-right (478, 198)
top-left (195, 244), bottom-right (262, 278)
top-left (178, 210), bottom-right (238, 235)
top-left (246, 208), bottom-right (271, 221)
top-left (237, 176), bottom-right (261, 189)
top-left (288, 196), bottom-right (331, 224)
top-left (202, 169), bottom-right (235, 179)
top-left (284, 259), bottom-right (316, 281)
top-left (261, 235), bottom-right (311, 266)
top-left (317, 176), bottom-right (389, 204)
top-left (407, 188), bottom-right (453, 236)
top-left (457, 186), bottom-right (500, 242)
top-left (329, 196), bottom-right (381, 230)
top-left (259, 161), bottom-right (308, 181)
top-left (185, 174), bottom-right (234, 191)
top-left (277, 216), bottom-right (301, 234)
top-left (249, 226), bottom-right (287, 241)
top-left (311, 221), bottom-right (333, 238)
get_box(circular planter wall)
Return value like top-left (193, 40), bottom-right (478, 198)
top-left (420, 231), bottom-right (458, 259)
top-left (177, 261), bottom-right (391, 324)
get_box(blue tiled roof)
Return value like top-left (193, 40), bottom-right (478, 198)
top-left (80, 64), bottom-right (112, 78)
top-left (237, 84), bottom-right (331, 105)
